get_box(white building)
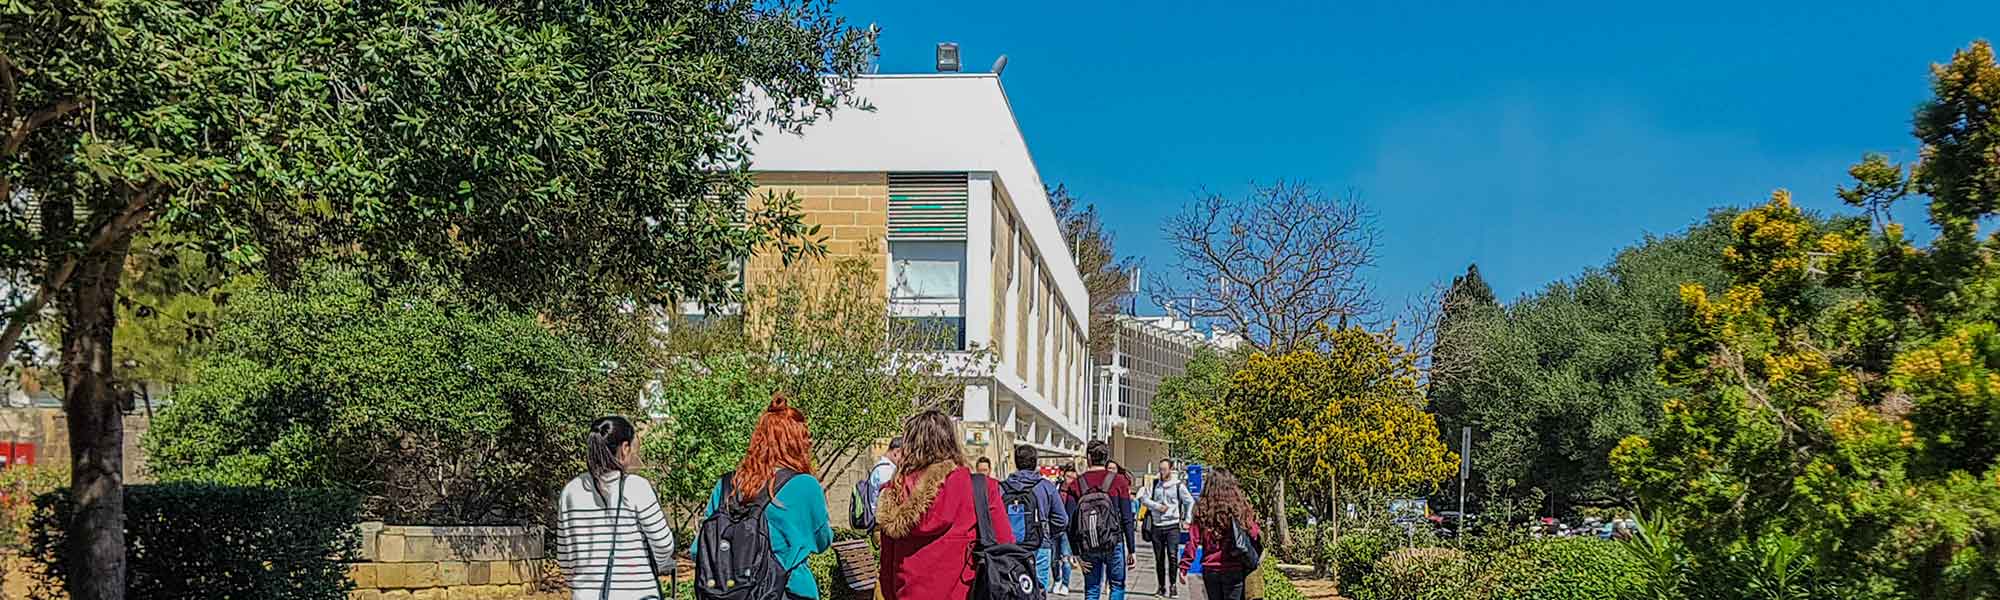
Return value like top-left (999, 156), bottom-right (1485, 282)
top-left (1092, 314), bottom-right (1242, 472)
top-left (743, 68), bottom-right (1093, 465)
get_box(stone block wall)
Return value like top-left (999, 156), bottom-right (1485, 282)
top-left (346, 522), bottom-right (552, 600)
top-left (747, 171), bottom-right (891, 288)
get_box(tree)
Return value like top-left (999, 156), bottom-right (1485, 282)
top-left (1221, 325), bottom-right (1457, 547)
top-left (145, 266), bottom-right (639, 525)
top-left (1156, 181), bottom-right (1380, 547)
top-left (1, 2), bottom-right (872, 596)
top-left (1425, 215), bottom-right (1735, 516)
top-left (1156, 181), bottom-right (1378, 353)
top-left (1047, 184), bottom-right (1138, 355)
top-left (1614, 41), bottom-right (2000, 598)
top-left (1152, 345), bottom-right (1240, 465)
top-left (642, 256), bottom-right (970, 526)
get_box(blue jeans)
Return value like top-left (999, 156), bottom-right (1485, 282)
top-left (1035, 547), bottom-right (1053, 591)
top-left (1055, 537), bottom-right (1073, 586)
top-left (1084, 545), bottom-right (1127, 600)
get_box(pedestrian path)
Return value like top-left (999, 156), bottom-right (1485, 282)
top-left (1051, 543), bottom-right (1207, 600)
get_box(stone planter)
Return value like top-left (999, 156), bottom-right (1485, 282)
top-left (347, 522), bottom-right (552, 600)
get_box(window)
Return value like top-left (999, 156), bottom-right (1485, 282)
top-left (889, 241), bottom-right (966, 351)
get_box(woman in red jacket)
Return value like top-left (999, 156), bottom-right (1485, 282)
top-left (1178, 470), bottom-right (1262, 600)
top-left (875, 410), bottom-right (1014, 600)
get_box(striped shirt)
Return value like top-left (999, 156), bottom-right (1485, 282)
top-left (556, 473), bottom-right (675, 600)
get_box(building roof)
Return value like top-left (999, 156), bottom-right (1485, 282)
top-left (747, 74), bottom-right (1089, 330)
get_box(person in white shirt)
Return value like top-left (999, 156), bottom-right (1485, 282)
top-left (555, 416), bottom-right (675, 600)
top-left (1141, 459), bottom-right (1196, 598)
top-left (867, 437), bottom-right (903, 495)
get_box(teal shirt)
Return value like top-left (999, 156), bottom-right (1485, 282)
top-left (702, 472), bottom-right (834, 599)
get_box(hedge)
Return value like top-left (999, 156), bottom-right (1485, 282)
top-left (30, 483), bottom-right (363, 600)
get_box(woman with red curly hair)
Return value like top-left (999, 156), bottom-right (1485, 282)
top-left (699, 394), bottom-right (834, 600)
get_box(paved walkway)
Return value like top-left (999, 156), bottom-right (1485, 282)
top-left (1053, 540), bottom-right (1207, 600)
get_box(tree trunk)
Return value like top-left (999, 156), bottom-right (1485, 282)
top-left (1272, 474), bottom-right (1291, 549)
top-left (1327, 474), bottom-right (1340, 546)
top-left (60, 235), bottom-right (132, 600)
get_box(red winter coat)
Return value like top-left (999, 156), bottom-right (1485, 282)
top-left (874, 462), bottom-right (1014, 600)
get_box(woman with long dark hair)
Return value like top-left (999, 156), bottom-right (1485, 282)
top-left (699, 393), bottom-right (834, 600)
top-left (1177, 470), bottom-right (1262, 600)
top-left (874, 410), bottom-right (1012, 600)
top-left (556, 415), bottom-right (677, 600)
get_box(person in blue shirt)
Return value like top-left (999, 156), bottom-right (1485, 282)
top-left (1003, 444), bottom-right (1070, 593)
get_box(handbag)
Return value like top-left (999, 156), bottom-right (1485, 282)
top-left (1232, 518), bottom-right (1262, 571)
top-left (603, 474), bottom-right (671, 600)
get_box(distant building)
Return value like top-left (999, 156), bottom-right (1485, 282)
top-left (1091, 314), bottom-right (1241, 474)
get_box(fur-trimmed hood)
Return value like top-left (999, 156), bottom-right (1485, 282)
top-left (875, 461), bottom-right (956, 538)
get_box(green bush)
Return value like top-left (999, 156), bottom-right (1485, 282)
top-left (1332, 529), bottom-right (1394, 590)
top-left (146, 268), bottom-right (640, 525)
top-left (1353, 547), bottom-right (1478, 600)
top-left (29, 483), bottom-right (362, 600)
top-left (0, 465), bottom-right (67, 552)
top-left (1260, 557), bottom-right (1304, 600)
top-left (1483, 537), bottom-right (1651, 600)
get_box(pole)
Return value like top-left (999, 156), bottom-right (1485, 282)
top-left (1458, 426), bottom-right (1470, 528)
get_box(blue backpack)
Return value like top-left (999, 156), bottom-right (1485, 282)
top-left (1001, 479), bottom-right (1044, 551)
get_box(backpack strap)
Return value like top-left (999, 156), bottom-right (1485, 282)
top-left (971, 472), bottom-right (998, 550)
top-left (719, 471), bottom-right (739, 511)
top-left (1095, 471), bottom-right (1116, 494)
top-left (600, 474), bottom-right (628, 600)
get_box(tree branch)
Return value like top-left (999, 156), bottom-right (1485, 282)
top-left (0, 184), bottom-right (160, 368)
top-left (4, 98), bottom-right (86, 156)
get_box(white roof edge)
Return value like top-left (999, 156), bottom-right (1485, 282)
top-left (746, 75), bottom-right (1089, 333)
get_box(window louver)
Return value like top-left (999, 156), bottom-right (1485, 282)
top-left (888, 172), bottom-right (968, 240)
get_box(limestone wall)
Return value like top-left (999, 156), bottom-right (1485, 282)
top-left (346, 522), bottom-right (552, 600)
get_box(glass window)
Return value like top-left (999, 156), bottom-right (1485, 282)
top-left (891, 259), bottom-right (962, 301)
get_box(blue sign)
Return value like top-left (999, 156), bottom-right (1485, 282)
top-left (1185, 464), bottom-right (1205, 497)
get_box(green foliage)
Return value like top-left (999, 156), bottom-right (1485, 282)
top-left (1353, 547), bottom-right (1477, 600)
top-left (2, 0), bottom-right (874, 319)
top-left (1152, 345), bottom-right (1239, 465)
top-left (0, 464), bottom-right (67, 552)
top-left (1613, 41), bottom-right (2000, 599)
top-left (28, 483), bottom-right (362, 599)
top-left (1427, 212), bottom-right (1735, 514)
top-left (1259, 558), bottom-right (1306, 600)
top-left (1222, 326), bottom-right (1457, 494)
top-left (1349, 538), bottom-right (1649, 600)
top-left (145, 266), bottom-right (640, 524)
top-left (642, 256), bottom-right (972, 523)
top-left (1330, 529), bottom-right (1394, 591)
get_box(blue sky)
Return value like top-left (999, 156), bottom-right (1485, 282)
top-left (838, 0), bottom-right (1998, 313)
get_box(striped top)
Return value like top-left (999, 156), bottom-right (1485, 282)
top-left (556, 473), bottom-right (676, 600)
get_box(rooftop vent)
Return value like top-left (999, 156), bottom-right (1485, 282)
top-left (936, 42), bottom-right (960, 72)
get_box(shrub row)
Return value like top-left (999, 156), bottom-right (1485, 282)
top-left (30, 483), bottom-right (363, 600)
top-left (1350, 537), bottom-right (1649, 600)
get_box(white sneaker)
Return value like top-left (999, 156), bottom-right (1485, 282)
top-left (1054, 584), bottom-right (1069, 596)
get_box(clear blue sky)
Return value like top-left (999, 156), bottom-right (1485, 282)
top-left (839, 0), bottom-right (1998, 314)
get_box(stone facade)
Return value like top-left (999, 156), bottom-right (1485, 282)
top-left (747, 172), bottom-right (891, 289)
top-left (346, 523), bottom-right (557, 600)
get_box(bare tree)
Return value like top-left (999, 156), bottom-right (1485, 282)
top-left (1153, 181), bottom-right (1379, 353)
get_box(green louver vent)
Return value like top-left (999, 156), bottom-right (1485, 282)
top-left (888, 172), bottom-right (968, 240)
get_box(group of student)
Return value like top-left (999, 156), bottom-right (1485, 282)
top-left (552, 395), bottom-right (1263, 600)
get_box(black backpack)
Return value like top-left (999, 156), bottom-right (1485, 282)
top-left (1000, 479), bottom-right (1044, 551)
top-left (849, 478), bottom-right (879, 530)
top-left (972, 473), bottom-right (1043, 600)
top-left (695, 469), bottom-right (799, 600)
top-left (1073, 473), bottom-right (1122, 557)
